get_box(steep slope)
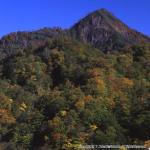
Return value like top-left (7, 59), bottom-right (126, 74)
top-left (70, 9), bottom-right (150, 51)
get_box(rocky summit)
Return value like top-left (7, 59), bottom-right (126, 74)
top-left (70, 9), bottom-right (150, 51)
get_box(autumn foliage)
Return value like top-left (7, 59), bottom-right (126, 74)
top-left (0, 31), bottom-right (149, 149)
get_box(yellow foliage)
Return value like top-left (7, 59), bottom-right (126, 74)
top-left (48, 116), bottom-right (61, 128)
top-left (75, 99), bottom-right (85, 111)
top-left (9, 98), bottom-right (13, 103)
top-left (44, 135), bottom-right (49, 141)
top-left (96, 78), bottom-right (105, 85)
top-left (95, 78), bottom-right (106, 93)
top-left (60, 110), bottom-right (67, 117)
top-left (119, 146), bottom-right (128, 150)
top-left (63, 139), bottom-right (82, 150)
top-left (90, 124), bottom-right (98, 131)
top-left (19, 107), bottom-right (26, 112)
top-left (20, 102), bottom-right (27, 111)
top-left (21, 102), bottom-right (27, 109)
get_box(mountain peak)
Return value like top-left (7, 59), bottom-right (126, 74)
top-left (79, 8), bottom-right (119, 26)
top-left (93, 8), bottom-right (113, 15)
top-left (70, 9), bottom-right (150, 51)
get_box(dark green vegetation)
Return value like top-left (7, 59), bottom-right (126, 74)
top-left (0, 9), bottom-right (150, 150)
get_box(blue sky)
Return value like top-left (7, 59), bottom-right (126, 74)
top-left (0, 0), bottom-right (150, 37)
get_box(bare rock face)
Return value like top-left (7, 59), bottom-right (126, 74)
top-left (70, 9), bottom-right (150, 51)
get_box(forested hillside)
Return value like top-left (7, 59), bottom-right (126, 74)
top-left (0, 9), bottom-right (150, 150)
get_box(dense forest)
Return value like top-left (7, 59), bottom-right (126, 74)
top-left (0, 9), bottom-right (150, 150)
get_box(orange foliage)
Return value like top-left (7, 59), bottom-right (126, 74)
top-left (0, 109), bottom-right (16, 124)
top-left (144, 140), bottom-right (150, 149)
top-left (83, 95), bottom-right (93, 103)
top-left (108, 76), bottom-right (133, 91)
top-left (121, 77), bottom-right (134, 87)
